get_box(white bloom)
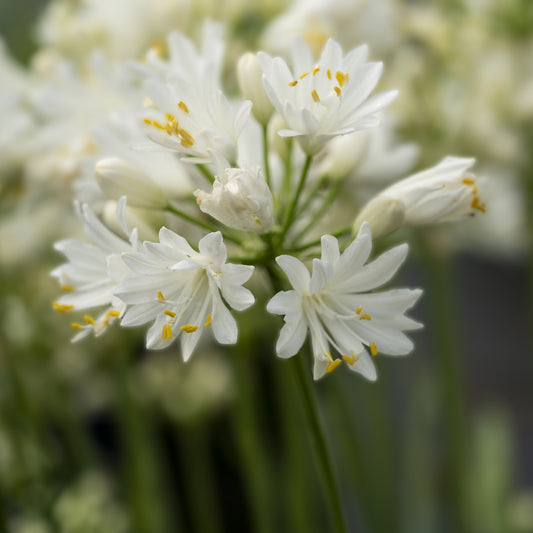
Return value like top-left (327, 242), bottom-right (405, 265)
top-left (135, 23), bottom-right (252, 164)
top-left (115, 230), bottom-right (255, 360)
top-left (51, 197), bottom-right (139, 341)
top-left (95, 157), bottom-right (168, 208)
top-left (353, 156), bottom-right (486, 238)
top-left (267, 223), bottom-right (422, 380)
top-left (194, 154), bottom-right (274, 234)
top-left (258, 38), bottom-right (397, 154)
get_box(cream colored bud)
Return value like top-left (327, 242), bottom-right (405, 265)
top-left (95, 157), bottom-right (167, 209)
top-left (237, 52), bottom-right (274, 125)
top-left (353, 197), bottom-right (405, 239)
top-left (317, 131), bottom-right (370, 180)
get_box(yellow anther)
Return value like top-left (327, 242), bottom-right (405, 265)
top-left (53, 301), bottom-right (74, 313)
top-left (152, 120), bottom-right (167, 131)
top-left (162, 324), bottom-right (172, 340)
top-left (326, 359), bottom-right (342, 374)
top-left (355, 306), bottom-right (363, 314)
top-left (143, 118), bottom-right (152, 125)
top-left (204, 314), bottom-right (212, 327)
top-left (326, 69), bottom-right (332, 80)
top-left (462, 177), bottom-right (475, 185)
top-left (370, 342), bottom-right (378, 356)
top-left (359, 313), bottom-right (372, 321)
top-left (84, 314), bottom-right (95, 325)
top-left (71, 323), bottom-right (83, 330)
top-left (312, 66), bottom-right (320, 76)
top-left (180, 324), bottom-right (198, 333)
top-left (165, 113), bottom-right (175, 122)
top-left (335, 71), bottom-right (346, 87)
top-left (288, 80), bottom-right (298, 87)
top-left (179, 128), bottom-right (195, 147)
top-left (342, 353), bottom-right (357, 365)
top-left (106, 309), bottom-right (121, 318)
top-left (334, 86), bottom-right (341, 97)
top-left (299, 71), bottom-right (309, 79)
top-left (471, 196), bottom-right (486, 213)
top-left (164, 309), bottom-right (176, 317)
top-left (103, 319), bottom-right (109, 326)
top-left (157, 290), bottom-right (166, 301)
top-left (311, 89), bottom-right (320, 103)
top-left (177, 101), bottom-right (189, 113)
top-left (344, 72), bottom-right (349, 81)
top-left (60, 285), bottom-right (76, 291)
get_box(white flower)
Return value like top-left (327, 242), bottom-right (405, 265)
top-left (115, 230), bottom-right (255, 361)
top-left (258, 38), bottom-right (397, 154)
top-left (353, 156), bottom-right (485, 238)
top-left (194, 153), bottom-right (274, 234)
top-left (135, 23), bottom-right (252, 164)
top-left (267, 223), bottom-right (422, 380)
top-left (51, 197), bottom-right (139, 341)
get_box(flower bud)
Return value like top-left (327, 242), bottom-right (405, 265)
top-left (237, 52), bottom-right (274, 125)
top-left (353, 197), bottom-right (405, 239)
top-left (316, 131), bottom-right (369, 180)
top-left (194, 165), bottom-right (274, 234)
top-left (95, 157), bottom-right (167, 209)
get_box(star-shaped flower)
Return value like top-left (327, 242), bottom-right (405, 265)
top-left (267, 223), bottom-right (422, 380)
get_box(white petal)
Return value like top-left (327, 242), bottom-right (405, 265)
top-left (275, 255), bottom-right (310, 292)
top-left (198, 232), bottom-right (227, 265)
top-left (211, 293), bottom-right (238, 344)
top-left (276, 313), bottom-right (307, 358)
top-left (266, 290), bottom-right (300, 315)
top-left (347, 351), bottom-right (377, 381)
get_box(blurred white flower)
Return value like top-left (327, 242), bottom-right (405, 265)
top-left (116, 230), bottom-right (254, 360)
top-left (267, 223), bottom-right (422, 380)
top-left (353, 157), bottom-right (485, 238)
top-left (51, 197), bottom-right (139, 341)
top-left (194, 153), bottom-right (274, 233)
top-left (258, 38), bottom-right (397, 154)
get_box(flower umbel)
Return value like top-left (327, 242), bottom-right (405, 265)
top-left (267, 223), bottom-right (422, 380)
top-left (115, 229), bottom-right (254, 361)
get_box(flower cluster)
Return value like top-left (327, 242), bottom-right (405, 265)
top-left (51, 24), bottom-right (485, 380)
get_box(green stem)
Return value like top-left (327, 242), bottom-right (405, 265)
top-left (287, 226), bottom-right (352, 254)
top-left (290, 355), bottom-right (348, 533)
top-left (291, 177), bottom-right (345, 246)
top-left (295, 175), bottom-right (330, 218)
top-left (279, 155), bottom-right (313, 245)
top-left (276, 140), bottom-right (294, 222)
top-left (198, 164), bottom-right (215, 184)
top-left (262, 125), bottom-right (272, 191)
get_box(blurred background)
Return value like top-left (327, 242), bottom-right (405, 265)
top-left (0, 0), bottom-right (532, 532)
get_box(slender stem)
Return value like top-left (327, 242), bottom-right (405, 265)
top-left (166, 204), bottom-right (242, 245)
top-left (198, 164), bottom-right (215, 184)
top-left (279, 155), bottom-right (313, 244)
top-left (262, 125), bottom-right (272, 191)
top-left (287, 226), bottom-right (352, 254)
top-left (291, 177), bottom-right (346, 246)
top-left (276, 140), bottom-right (294, 222)
top-left (295, 175), bottom-right (329, 218)
top-left (290, 354), bottom-right (348, 533)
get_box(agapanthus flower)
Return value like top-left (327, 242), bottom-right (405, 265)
top-left (51, 197), bottom-right (139, 340)
top-left (115, 230), bottom-right (254, 361)
top-left (258, 38), bottom-right (397, 154)
top-left (267, 223), bottom-right (422, 380)
top-left (353, 156), bottom-right (485, 238)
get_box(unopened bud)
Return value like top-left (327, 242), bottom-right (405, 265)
top-left (237, 52), bottom-right (274, 126)
top-left (353, 197), bottom-right (405, 239)
top-left (95, 157), bottom-right (167, 209)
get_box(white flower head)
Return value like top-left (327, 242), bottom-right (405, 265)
top-left (353, 156), bottom-right (486, 238)
top-left (267, 223), bottom-right (422, 380)
top-left (51, 197), bottom-right (139, 341)
top-left (194, 152), bottom-right (274, 234)
top-left (115, 229), bottom-right (255, 361)
top-left (258, 38), bottom-right (398, 154)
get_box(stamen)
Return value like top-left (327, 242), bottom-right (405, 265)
top-left (143, 118), bottom-right (152, 125)
top-left (326, 69), bottom-right (332, 80)
top-left (177, 101), bottom-right (189, 113)
top-left (165, 113), bottom-right (175, 122)
top-left (84, 314), bottom-right (95, 325)
top-left (164, 309), bottom-right (176, 317)
top-left (162, 324), bottom-right (172, 340)
top-left (157, 290), bottom-right (166, 301)
top-left (53, 301), bottom-right (73, 313)
top-left (326, 359), bottom-right (342, 374)
top-left (288, 80), bottom-right (298, 87)
top-left (179, 128), bottom-right (195, 147)
top-left (299, 71), bottom-right (309, 79)
top-left (342, 352), bottom-right (357, 365)
top-left (334, 86), bottom-right (341, 97)
top-left (355, 306), bottom-right (363, 314)
top-left (359, 313), bottom-right (372, 321)
top-left (312, 66), bottom-right (320, 76)
top-left (462, 177), bottom-right (475, 185)
top-left (370, 342), bottom-right (378, 356)
top-left (471, 196), bottom-right (486, 213)
top-left (71, 323), bottom-right (83, 330)
top-left (106, 309), bottom-right (121, 318)
top-left (180, 324), bottom-right (198, 333)
top-left (335, 71), bottom-right (346, 87)
top-left (60, 285), bottom-right (76, 291)
top-left (311, 89), bottom-right (320, 103)
top-left (204, 314), bottom-right (212, 327)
